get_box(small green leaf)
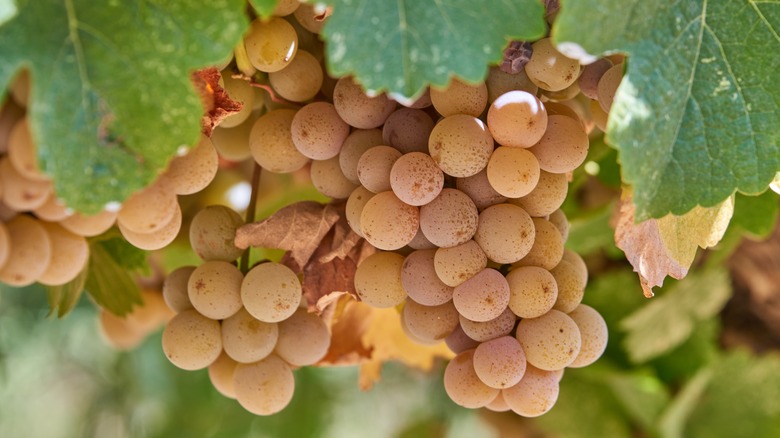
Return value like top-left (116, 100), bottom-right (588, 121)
top-left (320, 0), bottom-right (546, 102)
top-left (85, 238), bottom-right (143, 316)
top-left (92, 230), bottom-right (149, 274)
top-left (555, 0), bottom-right (780, 220)
top-left (620, 268), bottom-right (731, 363)
top-left (45, 266), bottom-right (88, 318)
top-left (249, 0), bottom-right (280, 18)
top-left (0, 0), bottom-right (248, 213)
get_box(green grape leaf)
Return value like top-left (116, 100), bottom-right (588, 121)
top-left (554, 0), bottom-right (780, 220)
top-left (730, 191), bottom-right (780, 238)
top-left (620, 268), bottom-right (731, 363)
top-left (44, 266), bottom-right (88, 318)
top-left (249, 0), bottom-right (280, 18)
top-left (85, 237), bottom-right (144, 316)
top-left (0, 0), bottom-right (16, 26)
top-left (92, 230), bottom-right (149, 274)
top-left (319, 0), bottom-right (546, 102)
top-left (0, 0), bottom-right (248, 213)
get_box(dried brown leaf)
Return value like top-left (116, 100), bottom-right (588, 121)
top-left (235, 201), bottom-right (340, 269)
top-left (191, 67), bottom-right (242, 136)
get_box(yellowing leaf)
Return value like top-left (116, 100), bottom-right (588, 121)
top-left (319, 297), bottom-right (453, 390)
top-left (614, 190), bottom-right (733, 297)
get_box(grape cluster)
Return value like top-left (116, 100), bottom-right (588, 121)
top-left (160, 204), bottom-right (331, 416)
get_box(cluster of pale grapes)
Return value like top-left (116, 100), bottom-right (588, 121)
top-left (0, 0), bottom-right (625, 419)
top-left (160, 204), bottom-right (331, 416)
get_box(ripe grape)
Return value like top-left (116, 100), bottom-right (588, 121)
top-left (487, 90), bottom-right (547, 148)
top-left (485, 391), bottom-right (511, 412)
top-left (188, 261), bottom-right (244, 320)
top-left (430, 78), bottom-right (488, 117)
top-left (117, 181), bottom-right (178, 234)
top-left (310, 156), bottom-right (359, 199)
top-left (0, 215), bottom-right (51, 286)
top-left (433, 240), bottom-right (487, 287)
top-left (502, 365), bottom-right (560, 417)
top-left (333, 76), bottom-right (395, 129)
top-left (291, 102), bottom-right (349, 160)
top-left (269, 49), bottom-right (323, 102)
top-left (345, 185), bottom-right (375, 237)
top-left (222, 307), bottom-right (279, 363)
top-left (452, 268), bottom-right (510, 322)
top-left (525, 38), bottom-right (581, 92)
top-left (8, 118), bottom-right (48, 181)
top-left (241, 262), bottom-right (302, 323)
top-left (428, 115), bottom-right (494, 178)
top-left (0, 157), bottom-right (51, 211)
top-left (485, 66), bottom-right (538, 103)
top-left (244, 18), bottom-right (298, 73)
top-left (119, 201), bottom-right (182, 251)
top-left (353, 251), bottom-right (407, 308)
top-left (419, 189), bottom-right (479, 248)
top-left (356, 145), bottom-right (402, 193)
top-left (474, 203), bottom-right (535, 264)
top-left (578, 58), bottom-right (613, 100)
top-left (99, 309), bottom-right (144, 351)
top-left (37, 221), bottom-right (89, 286)
top-left (382, 108), bottom-right (434, 154)
top-left (551, 260), bottom-right (586, 313)
top-left (548, 208), bottom-right (569, 241)
top-left (360, 191), bottom-right (419, 250)
top-left (211, 118), bottom-right (253, 162)
top-left (567, 304), bottom-right (608, 368)
top-left (515, 309), bottom-right (581, 370)
top-left (294, 2), bottom-right (327, 34)
top-left (402, 298), bottom-right (459, 342)
top-left (234, 355), bottom-right (295, 415)
top-left (59, 209), bottom-right (117, 237)
top-left (445, 324), bottom-right (480, 354)
top-left (250, 109), bottom-right (311, 173)
top-left (508, 170), bottom-right (568, 217)
top-left (456, 169), bottom-right (507, 210)
top-left (506, 266), bottom-right (558, 319)
top-left (597, 63), bottom-right (624, 112)
top-left (459, 307), bottom-right (517, 342)
top-left (274, 308), bottom-right (331, 366)
top-left (162, 309), bottom-right (222, 371)
top-left (32, 193), bottom-right (72, 222)
top-left (163, 265), bottom-right (196, 313)
top-left (473, 336), bottom-right (527, 389)
top-left (219, 71), bottom-right (255, 128)
top-left (443, 349), bottom-right (500, 408)
top-left (514, 218), bottom-right (564, 271)
top-left (561, 248), bottom-right (588, 285)
top-left (162, 136), bottom-right (219, 195)
top-left (401, 249), bottom-right (454, 306)
top-left (528, 115), bottom-right (589, 174)
top-left (338, 129), bottom-right (385, 184)
top-left (486, 146), bottom-right (541, 198)
top-left (189, 205), bottom-right (245, 262)
top-left (208, 352), bottom-right (239, 399)
top-left (389, 152), bottom-right (444, 206)
top-left (407, 227), bottom-right (437, 250)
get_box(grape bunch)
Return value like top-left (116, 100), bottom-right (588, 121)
top-left (160, 204), bottom-right (331, 416)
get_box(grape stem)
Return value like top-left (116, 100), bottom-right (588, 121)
top-left (240, 163), bottom-right (262, 274)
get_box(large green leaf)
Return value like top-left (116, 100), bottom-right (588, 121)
top-left (85, 236), bottom-right (145, 316)
top-left (555, 0), bottom-right (780, 220)
top-left (0, 0), bottom-right (248, 213)
top-left (319, 0), bottom-right (546, 102)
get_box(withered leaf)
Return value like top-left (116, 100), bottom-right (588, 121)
top-left (192, 67), bottom-right (242, 136)
top-left (235, 201), bottom-right (341, 269)
top-left (614, 189), bottom-right (733, 297)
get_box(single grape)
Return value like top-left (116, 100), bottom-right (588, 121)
top-left (8, 118), bottom-right (48, 182)
top-left (528, 115), bottom-right (589, 174)
top-left (32, 193), bottom-right (72, 222)
top-left (525, 38), bottom-right (581, 92)
top-left (407, 227), bottom-right (437, 250)
top-left (548, 208), bottom-right (569, 241)
top-left (250, 109), bottom-right (311, 173)
top-left (37, 221), bottom-right (89, 286)
top-left (0, 157), bottom-right (52, 211)
top-left (161, 309), bottom-right (222, 371)
top-left (119, 201), bottom-right (182, 251)
top-left (353, 251), bottom-right (407, 308)
top-left (244, 18), bottom-right (298, 73)
top-left (333, 76), bottom-right (396, 129)
top-left (211, 117), bottom-right (253, 162)
top-left (474, 203), bottom-right (535, 264)
top-left (382, 108), bottom-right (434, 154)
top-left (597, 63), bottom-right (624, 112)
top-left (452, 268), bottom-right (510, 322)
top-left (402, 298), bottom-right (459, 342)
top-left (208, 352), bottom-right (239, 399)
top-left (433, 240), bottom-right (488, 287)
top-left (291, 102), bottom-right (349, 160)
top-left (485, 66), bottom-right (538, 103)
top-left (459, 307), bottom-right (517, 342)
top-left (59, 209), bottom-right (117, 237)
top-left (456, 169), bottom-right (507, 210)
top-left (117, 181), bottom-right (178, 234)
top-left (561, 248), bottom-right (588, 285)
top-left (344, 185), bottom-right (375, 237)
top-left (218, 71), bottom-right (255, 128)
top-left (162, 136), bottom-right (219, 195)
top-left (430, 78), bottom-right (488, 117)
top-left (551, 260), bottom-right (586, 313)
top-left (428, 115), bottom-right (494, 178)
top-left (357, 145), bottom-right (402, 193)
top-left (234, 355), bottom-right (295, 415)
top-left (275, 308), bottom-right (331, 366)
top-left (485, 391), bottom-right (511, 412)
top-left (513, 218), bottom-right (564, 271)
top-left (189, 205), bottom-right (245, 262)
top-left (419, 189), bottom-right (479, 248)
top-left (241, 262), bottom-right (302, 323)
top-left (222, 307), bottom-right (279, 363)
top-left (310, 156), bottom-right (359, 199)
top-left (473, 336), bottom-right (527, 389)
top-left (360, 191), bottom-right (419, 251)
top-left (269, 49), bottom-right (323, 102)
top-left (515, 309), bottom-right (581, 370)
top-left (443, 349), bottom-right (500, 408)
top-left (508, 170), bottom-right (568, 217)
top-left (163, 266), bottom-right (196, 313)
top-left (339, 129), bottom-right (385, 184)
top-left (487, 90), bottom-right (547, 148)
top-left (389, 152), bottom-right (444, 206)
top-left (506, 266), bottom-right (558, 319)
top-left (486, 147), bottom-right (541, 198)
top-left (294, 2), bottom-right (327, 34)
top-left (445, 324), bottom-right (480, 354)
top-left (567, 304), bottom-right (608, 368)
top-left (188, 261), bottom-right (244, 320)
top-left (502, 365), bottom-right (560, 417)
top-left (401, 249), bottom-right (454, 306)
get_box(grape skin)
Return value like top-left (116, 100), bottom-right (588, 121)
top-left (274, 308), bottom-right (331, 366)
top-left (452, 268), bottom-right (510, 322)
top-left (0, 215), bottom-right (51, 287)
top-left (162, 309), bottom-right (222, 371)
top-left (567, 304), bottom-right (608, 368)
top-left (473, 336), bottom-right (527, 389)
top-left (188, 261), bottom-right (244, 320)
top-left (241, 262), bottom-right (302, 323)
top-left (443, 349), bottom-right (500, 409)
top-left (401, 249), bottom-right (454, 306)
top-left (502, 365), bottom-right (560, 417)
top-left (515, 309), bottom-right (581, 371)
top-left (360, 191), bottom-right (419, 251)
top-left (353, 251), bottom-right (407, 308)
top-left (222, 307), bottom-right (279, 363)
top-left (234, 355), bottom-right (295, 416)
